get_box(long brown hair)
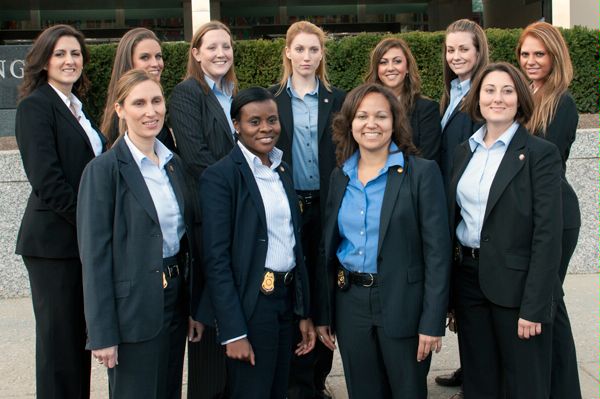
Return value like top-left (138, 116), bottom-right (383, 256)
top-left (101, 28), bottom-right (161, 146)
top-left (185, 21), bottom-right (238, 95)
top-left (19, 24), bottom-right (90, 100)
top-left (463, 62), bottom-right (534, 126)
top-left (516, 22), bottom-right (573, 135)
top-left (275, 21), bottom-right (332, 95)
top-left (332, 83), bottom-right (417, 166)
top-left (364, 37), bottom-right (422, 114)
top-left (440, 19), bottom-right (489, 113)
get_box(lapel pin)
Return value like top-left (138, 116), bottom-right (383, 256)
top-left (519, 154), bottom-right (525, 161)
top-left (168, 164), bottom-right (174, 172)
top-left (279, 166), bottom-right (285, 172)
top-left (397, 167), bottom-right (404, 174)
top-left (324, 98), bottom-right (329, 103)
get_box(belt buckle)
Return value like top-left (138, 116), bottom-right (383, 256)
top-left (167, 264), bottom-right (179, 278)
top-left (364, 273), bottom-right (374, 287)
top-left (283, 271), bottom-right (293, 285)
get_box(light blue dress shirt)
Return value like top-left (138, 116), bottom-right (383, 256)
top-left (441, 78), bottom-right (471, 130)
top-left (286, 77), bottom-right (320, 191)
top-left (124, 134), bottom-right (185, 257)
top-left (336, 142), bottom-right (405, 274)
top-left (204, 75), bottom-right (235, 136)
top-left (456, 121), bottom-right (519, 248)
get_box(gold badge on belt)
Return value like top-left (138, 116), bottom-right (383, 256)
top-left (261, 271), bottom-right (275, 295)
top-left (337, 269), bottom-right (346, 288)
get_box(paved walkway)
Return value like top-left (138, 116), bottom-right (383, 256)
top-left (0, 274), bottom-right (597, 398)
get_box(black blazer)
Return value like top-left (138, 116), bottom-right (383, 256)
top-left (539, 92), bottom-right (580, 229)
top-left (440, 103), bottom-right (480, 192)
top-left (449, 125), bottom-right (563, 323)
top-left (270, 84), bottom-right (346, 214)
top-left (316, 155), bottom-right (451, 338)
top-left (199, 145), bottom-right (310, 342)
top-left (15, 83), bottom-right (106, 258)
top-left (410, 97), bottom-right (441, 163)
top-left (77, 138), bottom-right (195, 350)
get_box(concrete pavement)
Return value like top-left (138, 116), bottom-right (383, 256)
top-left (0, 274), bottom-right (597, 398)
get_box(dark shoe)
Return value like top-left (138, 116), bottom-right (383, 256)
top-left (435, 368), bottom-right (463, 387)
top-left (448, 388), bottom-right (464, 399)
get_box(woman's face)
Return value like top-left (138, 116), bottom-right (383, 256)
top-left (192, 29), bottom-right (233, 84)
top-left (46, 35), bottom-right (83, 95)
top-left (479, 71), bottom-right (518, 127)
top-left (233, 99), bottom-right (281, 164)
top-left (132, 39), bottom-right (164, 82)
top-left (351, 92), bottom-right (393, 155)
top-left (519, 35), bottom-right (553, 88)
top-left (445, 31), bottom-right (478, 81)
top-left (285, 32), bottom-right (323, 80)
top-left (115, 79), bottom-right (165, 143)
top-left (377, 46), bottom-right (408, 96)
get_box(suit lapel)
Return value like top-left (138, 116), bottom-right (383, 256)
top-left (115, 140), bottom-right (160, 225)
top-left (483, 127), bottom-right (528, 223)
top-left (203, 84), bottom-right (235, 145)
top-left (165, 159), bottom-right (185, 220)
top-left (317, 88), bottom-right (334, 142)
top-left (276, 163), bottom-right (299, 229)
top-left (277, 93), bottom-right (294, 144)
top-left (327, 169), bottom-right (349, 256)
top-left (231, 146), bottom-right (267, 229)
top-left (377, 166), bottom-right (406, 256)
top-left (442, 99), bottom-right (464, 134)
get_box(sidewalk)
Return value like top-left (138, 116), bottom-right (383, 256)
top-left (0, 274), bottom-right (597, 398)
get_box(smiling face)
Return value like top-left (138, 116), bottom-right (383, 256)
top-left (479, 71), bottom-right (518, 129)
top-left (132, 39), bottom-right (164, 81)
top-left (377, 47), bottom-right (408, 96)
top-left (115, 79), bottom-right (165, 145)
top-left (445, 31), bottom-right (478, 81)
top-left (45, 35), bottom-right (83, 95)
top-left (285, 32), bottom-right (323, 80)
top-left (192, 29), bottom-right (233, 85)
top-left (234, 99), bottom-right (281, 165)
top-left (351, 92), bottom-right (394, 156)
top-left (519, 35), bottom-right (552, 89)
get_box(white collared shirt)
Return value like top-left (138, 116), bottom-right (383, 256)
top-left (441, 78), bottom-right (471, 130)
top-left (124, 134), bottom-right (184, 257)
top-left (48, 83), bottom-right (103, 156)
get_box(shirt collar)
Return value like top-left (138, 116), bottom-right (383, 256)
top-left (124, 133), bottom-right (173, 169)
top-left (237, 140), bottom-right (283, 173)
top-left (48, 82), bottom-right (81, 112)
top-left (342, 141), bottom-right (405, 176)
top-left (285, 76), bottom-right (319, 98)
top-left (204, 75), bottom-right (233, 96)
top-left (451, 77), bottom-right (471, 94)
top-left (469, 121), bottom-right (520, 152)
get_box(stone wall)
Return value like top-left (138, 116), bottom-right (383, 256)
top-left (0, 129), bottom-right (597, 298)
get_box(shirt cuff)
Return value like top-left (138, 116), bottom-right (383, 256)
top-left (221, 334), bottom-right (247, 345)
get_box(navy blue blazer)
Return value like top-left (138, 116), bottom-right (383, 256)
top-left (410, 97), bottom-right (441, 163)
top-left (316, 154), bottom-right (451, 338)
top-left (199, 145), bottom-right (310, 342)
top-left (77, 138), bottom-right (196, 350)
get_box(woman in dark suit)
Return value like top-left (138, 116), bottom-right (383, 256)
top-left (77, 70), bottom-right (198, 398)
top-left (315, 83), bottom-right (451, 398)
top-left (364, 37), bottom-right (441, 162)
top-left (199, 87), bottom-right (315, 399)
top-left (439, 19), bottom-right (489, 192)
top-left (168, 20), bottom-right (238, 397)
top-left (100, 27), bottom-right (176, 150)
top-left (270, 21), bottom-right (345, 398)
top-left (517, 21), bottom-right (582, 398)
top-left (15, 24), bottom-right (105, 399)
top-left (449, 62), bottom-right (562, 398)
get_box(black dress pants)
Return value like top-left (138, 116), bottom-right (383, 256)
top-left (107, 270), bottom-right (187, 398)
top-left (23, 256), bottom-right (91, 399)
top-left (550, 227), bottom-right (581, 398)
top-left (454, 256), bottom-right (553, 399)
top-left (335, 284), bottom-right (430, 399)
top-left (226, 287), bottom-right (294, 399)
top-left (288, 195), bottom-right (333, 399)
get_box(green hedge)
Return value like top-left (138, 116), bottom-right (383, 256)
top-left (86, 27), bottom-right (598, 123)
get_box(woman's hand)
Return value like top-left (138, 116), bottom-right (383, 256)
top-left (226, 338), bottom-right (255, 365)
top-left (518, 318), bottom-right (542, 339)
top-left (417, 334), bottom-right (442, 362)
top-left (188, 317), bottom-right (204, 342)
top-left (315, 325), bottom-right (337, 351)
top-left (296, 318), bottom-right (316, 356)
top-left (92, 345), bottom-right (118, 368)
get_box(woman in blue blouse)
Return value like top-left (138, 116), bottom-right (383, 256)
top-left (315, 83), bottom-right (451, 398)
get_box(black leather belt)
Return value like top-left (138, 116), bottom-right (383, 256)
top-left (296, 190), bottom-right (320, 207)
top-left (460, 245), bottom-right (480, 260)
top-left (349, 271), bottom-right (378, 287)
top-left (163, 256), bottom-right (180, 279)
